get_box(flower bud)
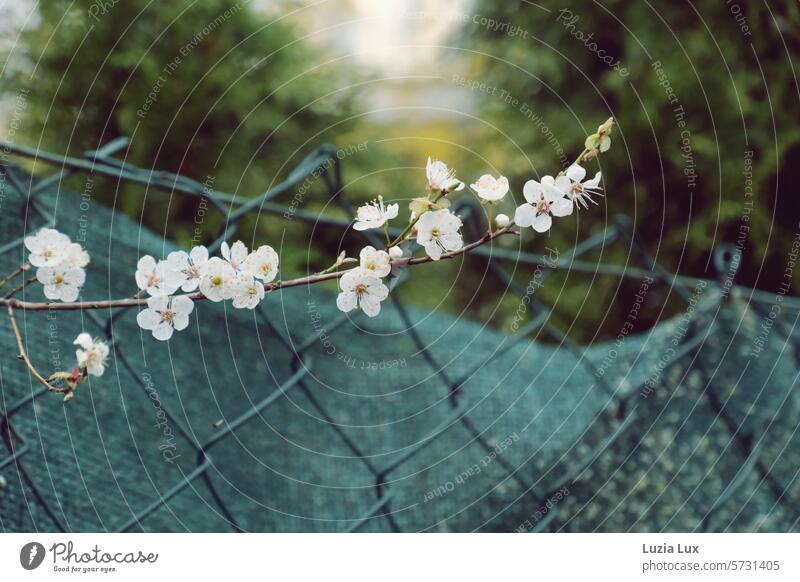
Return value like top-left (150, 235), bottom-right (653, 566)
top-left (388, 246), bottom-right (403, 259)
top-left (584, 133), bottom-right (601, 151)
top-left (495, 214), bottom-right (510, 228)
top-left (597, 117), bottom-right (614, 136)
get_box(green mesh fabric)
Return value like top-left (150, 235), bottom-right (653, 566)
top-left (0, 163), bottom-right (798, 532)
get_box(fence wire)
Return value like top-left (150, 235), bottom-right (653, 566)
top-left (0, 138), bottom-right (798, 532)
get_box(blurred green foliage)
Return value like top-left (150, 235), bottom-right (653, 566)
top-left (5, 1), bottom-right (799, 341)
top-left (4, 0), bottom-right (363, 277)
top-left (458, 0), bottom-right (800, 336)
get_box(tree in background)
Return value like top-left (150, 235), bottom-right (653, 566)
top-left (4, 0), bottom-right (357, 261)
top-left (460, 0), bottom-right (800, 334)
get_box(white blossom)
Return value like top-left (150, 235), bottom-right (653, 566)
top-left (495, 213), bottom-right (510, 228)
top-left (24, 228), bottom-right (71, 267)
top-left (470, 174), bottom-right (509, 202)
top-left (415, 209), bottom-right (463, 261)
top-left (559, 164), bottom-right (603, 209)
top-left (135, 255), bottom-right (181, 297)
top-left (136, 295), bottom-right (194, 341)
top-left (74, 333), bottom-right (110, 377)
top-left (199, 257), bottom-right (235, 302)
top-left (230, 273), bottom-right (265, 309)
top-left (221, 241), bottom-right (249, 272)
top-left (36, 264), bottom-right (85, 302)
top-left (513, 176), bottom-right (573, 233)
top-left (64, 242), bottom-right (90, 269)
top-left (336, 267), bottom-right (389, 318)
top-left (359, 246), bottom-right (391, 278)
top-left (426, 157), bottom-right (464, 193)
top-left (243, 245), bottom-right (279, 282)
top-left (166, 246), bottom-right (209, 292)
top-left (353, 198), bottom-right (399, 231)
top-left (388, 246), bottom-right (404, 260)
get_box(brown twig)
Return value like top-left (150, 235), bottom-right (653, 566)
top-left (6, 304), bottom-right (69, 394)
top-left (0, 228), bottom-right (515, 313)
top-left (0, 263), bottom-right (30, 289)
top-left (4, 275), bottom-right (37, 299)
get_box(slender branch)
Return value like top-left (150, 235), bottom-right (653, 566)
top-left (404, 225), bottom-right (514, 266)
top-left (388, 191), bottom-right (447, 247)
top-left (0, 263), bottom-right (30, 289)
top-left (6, 305), bottom-right (69, 394)
top-left (0, 229), bottom-right (515, 312)
top-left (4, 275), bottom-right (37, 299)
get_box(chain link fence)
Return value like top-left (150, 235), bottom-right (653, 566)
top-left (0, 139), bottom-right (798, 532)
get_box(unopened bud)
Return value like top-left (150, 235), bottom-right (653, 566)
top-left (388, 246), bottom-right (403, 259)
top-left (597, 117), bottom-right (614, 136)
top-left (495, 214), bottom-right (510, 228)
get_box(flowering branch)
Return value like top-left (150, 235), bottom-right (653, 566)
top-left (6, 304), bottom-right (70, 396)
top-left (0, 229), bottom-right (516, 312)
top-left (3, 118), bottom-right (615, 399)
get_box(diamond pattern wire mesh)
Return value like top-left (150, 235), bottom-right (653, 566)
top-left (0, 138), bottom-right (798, 532)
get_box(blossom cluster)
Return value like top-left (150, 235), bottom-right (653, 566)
top-left (339, 154), bottom-right (604, 317)
top-left (24, 228), bottom-right (90, 302)
top-left (135, 241), bottom-right (279, 340)
top-left (46, 332), bottom-right (110, 401)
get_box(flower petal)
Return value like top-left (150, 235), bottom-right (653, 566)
top-left (190, 245), bottom-right (209, 265)
top-left (171, 295), bottom-right (195, 317)
top-left (531, 213), bottom-right (553, 233)
top-left (513, 203), bottom-right (536, 228)
top-left (359, 294), bottom-right (382, 317)
top-left (553, 175), bottom-right (571, 193)
top-left (522, 180), bottom-right (543, 204)
top-left (584, 171), bottom-right (602, 189)
top-left (60, 285), bottom-right (80, 302)
top-left (550, 198), bottom-right (574, 217)
top-left (336, 291), bottom-right (357, 312)
top-left (566, 164), bottom-right (586, 182)
top-left (136, 309), bottom-right (161, 330)
top-left (151, 321), bottom-right (174, 341)
top-left (425, 243), bottom-right (443, 261)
